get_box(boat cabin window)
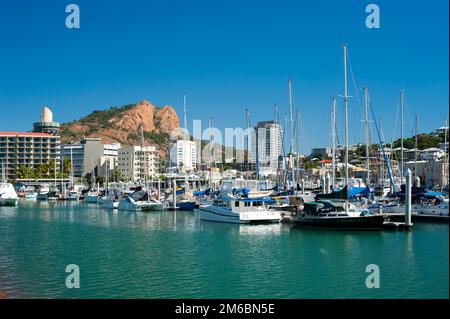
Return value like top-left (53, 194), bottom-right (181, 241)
top-left (235, 201), bottom-right (240, 207)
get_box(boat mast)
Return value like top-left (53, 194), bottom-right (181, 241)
top-left (379, 118), bottom-right (383, 187)
top-left (400, 89), bottom-right (404, 180)
top-left (443, 116), bottom-right (448, 192)
top-left (54, 157), bottom-right (57, 188)
top-left (331, 97), bottom-right (336, 190)
top-left (183, 93), bottom-right (188, 140)
top-left (245, 107), bottom-right (250, 179)
top-left (288, 78), bottom-right (294, 188)
top-left (296, 108), bottom-right (300, 188)
top-left (140, 123), bottom-right (146, 184)
top-left (209, 115), bottom-right (213, 187)
top-left (70, 146), bottom-right (74, 188)
top-left (343, 44), bottom-right (349, 189)
top-left (61, 154), bottom-right (64, 193)
top-left (363, 86), bottom-right (370, 186)
top-left (414, 115), bottom-right (418, 180)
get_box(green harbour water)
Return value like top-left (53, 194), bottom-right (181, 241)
top-left (0, 199), bottom-right (448, 299)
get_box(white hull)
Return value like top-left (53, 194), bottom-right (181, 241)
top-left (84, 195), bottom-right (99, 203)
top-left (102, 198), bottom-right (119, 209)
top-left (0, 198), bottom-right (18, 206)
top-left (199, 205), bottom-right (280, 224)
top-left (118, 200), bottom-right (163, 212)
top-left (0, 183), bottom-right (19, 206)
top-left (412, 203), bottom-right (449, 216)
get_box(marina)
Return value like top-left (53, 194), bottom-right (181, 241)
top-left (0, 199), bottom-right (448, 299)
top-left (0, 1), bottom-right (448, 302)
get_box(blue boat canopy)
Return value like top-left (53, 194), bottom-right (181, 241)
top-left (232, 187), bottom-right (250, 197)
top-left (193, 188), bottom-right (212, 197)
top-left (348, 186), bottom-right (371, 199)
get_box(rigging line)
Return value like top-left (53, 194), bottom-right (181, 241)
top-left (402, 93), bottom-right (414, 138)
top-left (391, 101), bottom-right (400, 148)
top-left (314, 101), bottom-right (328, 148)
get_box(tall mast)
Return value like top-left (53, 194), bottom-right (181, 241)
top-left (331, 97), bottom-right (336, 189)
top-left (209, 116), bottom-right (213, 186)
top-left (343, 44), bottom-right (349, 189)
top-left (444, 116), bottom-right (448, 191)
top-left (140, 123), bottom-right (146, 183)
top-left (288, 78), bottom-right (293, 155)
top-left (273, 104), bottom-right (279, 182)
top-left (400, 89), bottom-right (404, 179)
top-left (246, 108), bottom-right (250, 178)
top-left (183, 93), bottom-right (188, 140)
top-left (296, 108), bottom-right (300, 186)
top-left (70, 147), bottom-right (74, 188)
top-left (379, 118), bottom-right (383, 186)
top-left (414, 115), bottom-right (418, 180)
top-left (54, 157), bottom-right (57, 187)
top-left (363, 86), bottom-right (370, 186)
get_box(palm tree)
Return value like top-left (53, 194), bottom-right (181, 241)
top-left (63, 157), bottom-right (71, 175)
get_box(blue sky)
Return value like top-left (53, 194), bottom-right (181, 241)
top-left (0, 0), bottom-right (448, 154)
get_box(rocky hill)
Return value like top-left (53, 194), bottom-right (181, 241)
top-left (60, 100), bottom-right (179, 156)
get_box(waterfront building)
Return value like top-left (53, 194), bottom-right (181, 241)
top-left (405, 159), bottom-right (448, 188)
top-left (0, 132), bottom-right (60, 180)
top-left (33, 106), bottom-right (61, 136)
top-left (169, 140), bottom-right (197, 171)
top-left (60, 138), bottom-right (121, 178)
top-left (118, 146), bottom-right (157, 181)
top-left (420, 148), bottom-right (445, 161)
top-left (250, 121), bottom-right (282, 177)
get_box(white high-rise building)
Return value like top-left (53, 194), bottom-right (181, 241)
top-left (169, 140), bottom-right (197, 171)
top-left (250, 121), bottom-right (282, 177)
top-left (118, 146), bottom-right (157, 181)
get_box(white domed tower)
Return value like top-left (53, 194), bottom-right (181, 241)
top-left (33, 106), bottom-right (60, 136)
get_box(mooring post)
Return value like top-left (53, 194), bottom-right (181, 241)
top-left (405, 168), bottom-right (412, 227)
top-left (173, 180), bottom-right (177, 210)
top-left (321, 175), bottom-right (326, 194)
top-left (414, 176), bottom-right (421, 188)
top-left (325, 173), bottom-right (330, 194)
top-left (157, 180), bottom-right (161, 202)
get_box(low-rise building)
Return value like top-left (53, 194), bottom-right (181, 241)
top-left (61, 138), bottom-right (121, 178)
top-left (420, 148), bottom-right (445, 161)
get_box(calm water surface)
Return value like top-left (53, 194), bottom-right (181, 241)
top-left (0, 200), bottom-right (448, 298)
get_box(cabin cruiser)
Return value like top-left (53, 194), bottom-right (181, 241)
top-left (199, 194), bottom-right (281, 224)
top-left (102, 190), bottom-right (124, 209)
top-left (198, 179), bottom-right (282, 224)
top-left (118, 187), bottom-right (163, 212)
top-left (0, 182), bottom-right (19, 206)
top-left (60, 189), bottom-right (80, 200)
top-left (36, 185), bottom-right (59, 201)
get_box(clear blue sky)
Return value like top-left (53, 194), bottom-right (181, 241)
top-left (0, 0), bottom-right (448, 154)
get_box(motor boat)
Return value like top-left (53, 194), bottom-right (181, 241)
top-left (0, 182), bottom-right (19, 206)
